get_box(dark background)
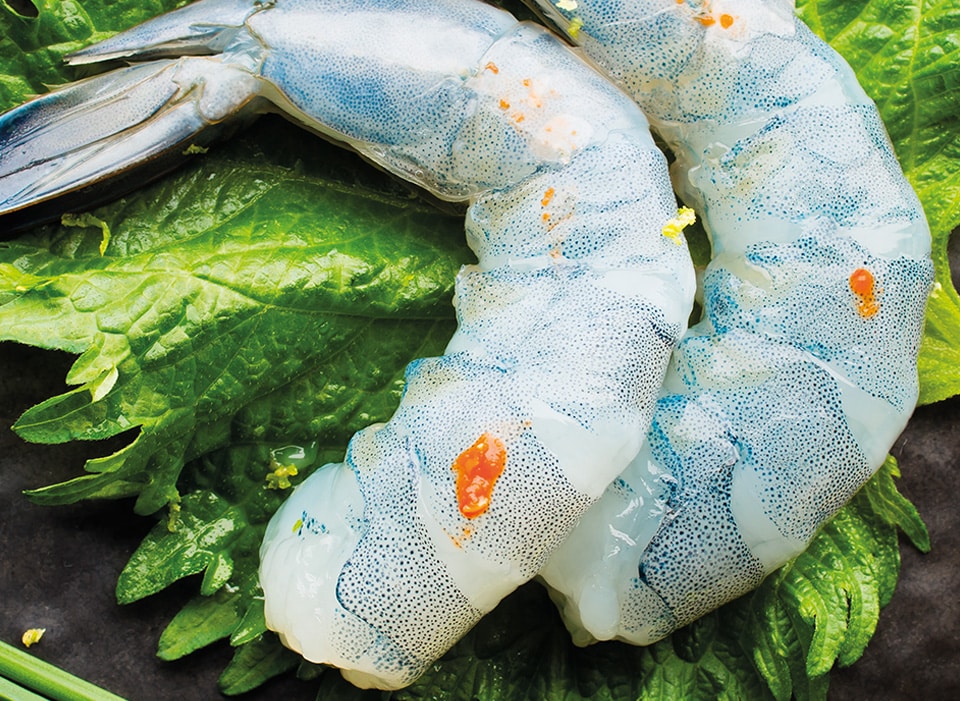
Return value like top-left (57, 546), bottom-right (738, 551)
top-left (1, 244), bottom-right (958, 699)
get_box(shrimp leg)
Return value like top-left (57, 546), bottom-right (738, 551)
top-left (531, 0), bottom-right (934, 645)
top-left (0, 0), bottom-right (696, 688)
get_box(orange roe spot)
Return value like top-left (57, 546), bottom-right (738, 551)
top-left (512, 112), bottom-right (526, 123)
top-left (696, 14), bottom-right (716, 26)
top-left (720, 13), bottom-right (734, 28)
top-left (849, 267), bottom-right (874, 296)
top-left (522, 78), bottom-right (532, 87)
top-left (499, 98), bottom-right (510, 110)
top-left (485, 61), bottom-right (499, 74)
top-left (541, 187), bottom-right (556, 208)
top-left (452, 433), bottom-right (507, 519)
top-left (849, 267), bottom-right (880, 318)
top-left (542, 212), bottom-right (551, 222)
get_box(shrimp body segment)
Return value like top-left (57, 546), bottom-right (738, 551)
top-left (534, 0), bottom-right (933, 646)
top-left (0, 0), bottom-right (697, 688)
top-left (257, 5), bottom-right (700, 686)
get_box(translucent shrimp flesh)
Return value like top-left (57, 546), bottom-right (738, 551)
top-left (2, 0), bottom-right (929, 684)
top-left (531, 0), bottom-right (934, 646)
top-left (0, 0), bottom-right (696, 688)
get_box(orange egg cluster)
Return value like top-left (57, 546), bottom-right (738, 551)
top-left (452, 433), bottom-right (508, 519)
top-left (849, 267), bottom-right (880, 318)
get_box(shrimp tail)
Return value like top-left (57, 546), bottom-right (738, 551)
top-left (64, 0), bottom-right (256, 65)
top-left (0, 0), bottom-right (262, 231)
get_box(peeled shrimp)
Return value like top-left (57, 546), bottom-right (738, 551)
top-left (0, 0), bottom-right (696, 688)
top-left (532, 0), bottom-right (934, 646)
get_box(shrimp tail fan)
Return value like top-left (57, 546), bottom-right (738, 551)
top-left (0, 0), bottom-right (262, 233)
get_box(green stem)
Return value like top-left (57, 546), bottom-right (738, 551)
top-left (0, 674), bottom-right (48, 701)
top-left (0, 640), bottom-right (125, 701)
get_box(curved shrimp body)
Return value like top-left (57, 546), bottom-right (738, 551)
top-left (253, 5), bottom-right (698, 687)
top-left (0, 0), bottom-right (697, 689)
top-left (534, 0), bottom-right (933, 645)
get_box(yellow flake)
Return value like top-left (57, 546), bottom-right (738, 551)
top-left (21, 628), bottom-right (45, 648)
top-left (661, 207), bottom-right (697, 244)
top-left (568, 16), bottom-right (584, 40)
top-left (266, 462), bottom-right (299, 490)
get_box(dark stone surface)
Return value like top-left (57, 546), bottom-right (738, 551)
top-left (828, 397), bottom-right (960, 699)
top-left (0, 326), bottom-right (958, 700)
top-left (0, 344), bottom-right (313, 700)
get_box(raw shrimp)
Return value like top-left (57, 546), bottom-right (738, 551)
top-left (532, 0), bottom-right (934, 645)
top-left (0, 0), bottom-right (696, 689)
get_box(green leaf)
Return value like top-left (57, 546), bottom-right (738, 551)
top-left (218, 634), bottom-right (301, 696)
top-left (743, 459), bottom-right (913, 696)
top-left (117, 490), bottom-right (246, 603)
top-left (313, 667), bottom-right (387, 701)
top-left (797, 0), bottom-right (960, 403)
top-left (744, 587), bottom-right (797, 701)
top-left (398, 584), bottom-right (772, 701)
top-left (917, 278), bottom-right (960, 405)
top-left (0, 121), bottom-right (464, 515)
top-left (230, 601), bottom-right (268, 647)
top-left (158, 588), bottom-right (246, 661)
